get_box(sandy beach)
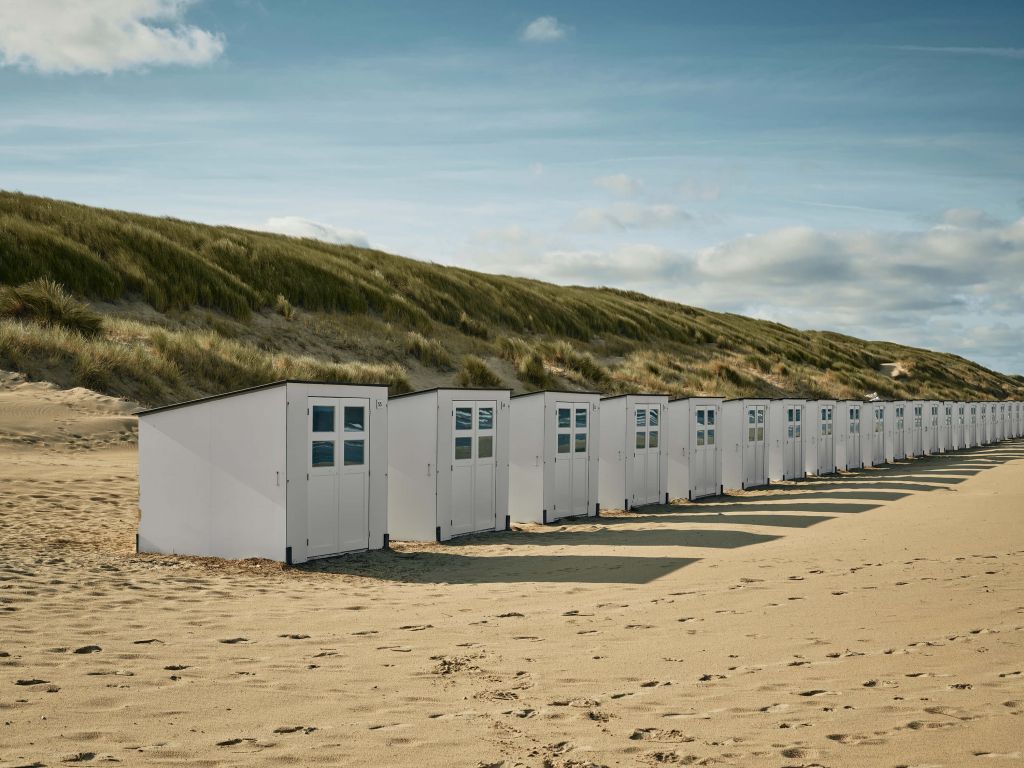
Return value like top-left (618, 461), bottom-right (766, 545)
top-left (1, 374), bottom-right (1022, 767)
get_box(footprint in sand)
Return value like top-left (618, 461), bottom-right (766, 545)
top-left (863, 680), bottom-right (899, 688)
top-left (15, 679), bottom-right (48, 686)
top-left (497, 612), bottom-right (524, 618)
top-left (399, 625), bottom-right (433, 632)
top-left (352, 630), bottom-right (378, 636)
top-left (827, 733), bottom-right (887, 745)
top-left (273, 725), bottom-right (317, 734)
top-left (218, 638), bottom-right (250, 645)
top-left (133, 639), bottom-right (163, 645)
top-left (164, 665), bottom-right (189, 671)
top-left (60, 752), bottom-right (96, 763)
top-left (998, 671), bottom-right (1022, 678)
top-left (279, 634), bottom-right (310, 640)
top-left (216, 738), bottom-right (255, 747)
top-left (73, 645), bottom-right (101, 654)
top-left (973, 752), bottom-right (1024, 759)
top-left (797, 690), bottom-right (836, 697)
top-left (699, 674), bottom-right (727, 682)
top-left (629, 728), bottom-right (695, 743)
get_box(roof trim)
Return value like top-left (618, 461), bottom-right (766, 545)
top-left (668, 396), bottom-right (724, 403)
top-left (390, 386), bottom-right (513, 401)
top-left (600, 392), bottom-right (671, 401)
top-left (511, 390), bottom-right (604, 399)
top-left (136, 379), bottom-right (390, 416)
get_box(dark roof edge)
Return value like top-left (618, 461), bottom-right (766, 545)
top-left (390, 386), bottom-right (513, 401)
top-left (600, 392), bottom-right (671, 401)
top-left (668, 396), bottom-right (724, 403)
top-left (136, 379), bottom-right (390, 416)
top-left (511, 390), bottom-right (603, 399)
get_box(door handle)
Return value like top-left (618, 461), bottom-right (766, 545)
top-left (427, 463), bottom-right (432, 477)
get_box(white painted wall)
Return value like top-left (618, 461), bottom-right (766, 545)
top-left (508, 393), bottom-right (546, 524)
top-left (139, 385), bottom-right (287, 561)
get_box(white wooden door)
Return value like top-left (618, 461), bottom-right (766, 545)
top-left (693, 405), bottom-right (717, 497)
top-left (818, 405), bottom-right (834, 473)
top-left (451, 401), bottom-right (497, 535)
top-left (873, 405), bottom-right (885, 464)
top-left (785, 405), bottom-right (802, 478)
top-left (744, 405), bottom-right (766, 486)
top-left (847, 404), bottom-right (861, 466)
top-left (307, 397), bottom-right (370, 558)
top-left (631, 403), bottom-right (661, 505)
top-left (553, 402), bottom-right (590, 518)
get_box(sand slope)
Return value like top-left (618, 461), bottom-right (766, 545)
top-left (1, 374), bottom-right (1022, 767)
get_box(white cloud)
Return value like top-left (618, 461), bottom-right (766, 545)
top-left (260, 217), bottom-right (370, 248)
top-left (595, 173), bottom-right (642, 196)
top-left (0, 0), bottom-right (225, 74)
top-left (572, 203), bottom-right (693, 232)
top-left (463, 212), bottom-right (1024, 373)
top-left (521, 16), bottom-right (569, 43)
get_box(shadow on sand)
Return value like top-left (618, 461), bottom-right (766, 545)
top-left (299, 440), bottom-right (1023, 585)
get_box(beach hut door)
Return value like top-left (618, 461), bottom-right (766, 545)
top-left (631, 404), bottom-right (661, 505)
top-left (693, 406), bottom-right (717, 497)
top-left (451, 401), bottom-right (497, 535)
top-left (307, 397), bottom-right (370, 558)
top-left (554, 402), bottom-right (591, 517)
top-left (818, 406), bottom-right (833, 472)
top-left (744, 405), bottom-right (766, 486)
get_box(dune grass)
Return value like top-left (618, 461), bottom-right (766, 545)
top-left (0, 190), bottom-right (1020, 406)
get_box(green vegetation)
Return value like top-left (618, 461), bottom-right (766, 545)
top-left (0, 278), bottom-right (103, 336)
top-left (0, 190), bottom-right (1020, 406)
top-left (456, 355), bottom-right (504, 388)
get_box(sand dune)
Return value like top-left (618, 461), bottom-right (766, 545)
top-left (1, 374), bottom-right (1022, 767)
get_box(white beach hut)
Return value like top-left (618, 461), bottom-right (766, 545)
top-left (834, 401), bottom-right (863, 471)
top-left (925, 401), bottom-right (941, 454)
top-left (388, 388), bottom-right (511, 542)
top-left (768, 398), bottom-right (807, 482)
top-left (940, 401), bottom-right (954, 452)
top-left (887, 400), bottom-right (906, 460)
top-left (137, 380), bottom-right (389, 564)
top-left (909, 401), bottom-right (925, 457)
top-left (508, 391), bottom-right (601, 524)
top-left (980, 402), bottom-right (991, 445)
top-left (599, 394), bottom-right (669, 510)
top-left (866, 401), bottom-right (887, 466)
top-left (722, 398), bottom-right (770, 489)
top-left (1014, 402), bottom-right (1022, 438)
top-left (967, 402), bottom-right (980, 448)
top-left (805, 400), bottom-right (836, 476)
top-left (666, 397), bottom-right (724, 501)
top-left (953, 401), bottom-right (966, 450)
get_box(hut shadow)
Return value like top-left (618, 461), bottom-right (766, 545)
top-left (301, 551), bottom-right (698, 584)
top-left (447, 527), bottom-right (785, 549)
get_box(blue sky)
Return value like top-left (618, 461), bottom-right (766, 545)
top-left (2, 0), bottom-right (1023, 374)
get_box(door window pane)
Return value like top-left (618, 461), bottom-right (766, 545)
top-left (827, 423), bottom-right (833, 435)
top-left (574, 433), bottom-right (587, 453)
top-left (455, 436), bottom-right (472, 459)
top-left (558, 408), bottom-right (571, 428)
top-left (649, 409), bottom-right (659, 426)
top-left (344, 406), bottom-right (364, 432)
top-left (748, 409), bottom-right (756, 424)
top-left (312, 405), bottom-right (334, 432)
top-left (794, 425), bottom-right (801, 438)
top-left (455, 408), bottom-right (473, 430)
top-left (312, 440), bottom-right (335, 467)
top-left (649, 430), bottom-right (659, 448)
top-left (821, 408), bottom-right (827, 420)
top-left (757, 409), bottom-right (764, 424)
top-left (697, 410), bottom-right (705, 426)
top-left (696, 430), bottom-right (705, 446)
top-left (707, 410), bottom-right (715, 425)
top-left (636, 431), bottom-right (646, 449)
top-left (575, 408), bottom-right (587, 428)
top-left (478, 435), bottom-right (494, 459)
top-left (343, 439), bottom-right (365, 466)
top-left (788, 424), bottom-right (794, 438)
top-left (558, 434), bottom-right (571, 453)
top-left (756, 427), bottom-right (764, 441)
top-left (707, 429), bottom-right (716, 445)
top-left (748, 427), bottom-right (756, 441)
top-left (788, 408), bottom-right (794, 422)
top-left (636, 409), bottom-right (647, 427)
top-left (478, 407), bottom-right (494, 430)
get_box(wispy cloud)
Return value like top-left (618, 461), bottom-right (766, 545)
top-left (0, 0), bottom-right (225, 74)
top-left (521, 16), bottom-right (570, 43)
top-left (890, 45), bottom-right (1024, 60)
top-left (594, 173), bottom-right (642, 196)
top-left (571, 203), bottom-right (692, 232)
top-left (260, 216), bottom-right (369, 248)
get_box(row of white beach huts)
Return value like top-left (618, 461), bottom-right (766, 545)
top-left (137, 381), bottom-right (1023, 564)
